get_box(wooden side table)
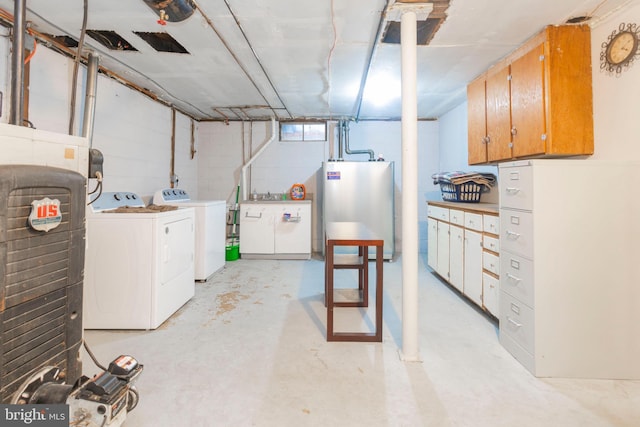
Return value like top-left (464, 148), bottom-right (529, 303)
top-left (325, 222), bottom-right (383, 342)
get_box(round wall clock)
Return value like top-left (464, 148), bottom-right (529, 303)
top-left (600, 22), bottom-right (640, 74)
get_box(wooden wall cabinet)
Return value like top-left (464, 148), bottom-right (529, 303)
top-left (467, 25), bottom-right (593, 165)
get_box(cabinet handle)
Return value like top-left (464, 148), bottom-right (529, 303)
top-left (511, 126), bottom-right (518, 136)
top-left (506, 273), bottom-right (522, 283)
top-left (484, 135), bottom-right (491, 144)
top-left (245, 212), bottom-right (262, 219)
top-left (506, 230), bottom-right (520, 239)
top-left (506, 187), bottom-right (520, 194)
top-left (507, 317), bottom-right (523, 328)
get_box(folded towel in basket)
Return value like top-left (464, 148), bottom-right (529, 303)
top-left (431, 171), bottom-right (497, 189)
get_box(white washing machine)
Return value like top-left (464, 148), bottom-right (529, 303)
top-left (153, 188), bottom-right (226, 281)
top-left (84, 192), bottom-right (195, 330)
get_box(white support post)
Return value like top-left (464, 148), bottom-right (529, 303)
top-left (400, 8), bottom-right (420, 362)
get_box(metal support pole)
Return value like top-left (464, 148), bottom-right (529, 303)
top-left (400, 9), bottom-right (420, 362)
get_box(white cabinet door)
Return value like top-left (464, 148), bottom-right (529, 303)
top-left (449, 225), bottom-right (464, 292)
top-left (427, 218), bottom-right (438, 270)
top-left (436, 221), bottom-right (450, 279)
top-left (274, 204), bottom-right (311, 254)
top-left (483, 272), bottom-right (499, 316)
top-left (464, 230), bottom-right (483, 306)
top-left (239, 204), bottom-right (274, 254)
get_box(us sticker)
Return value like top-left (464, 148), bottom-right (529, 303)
top-left (29, 197), bottom-right (62, 232)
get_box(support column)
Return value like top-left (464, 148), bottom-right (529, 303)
top-left (400, 9), bottom-right (420, 362)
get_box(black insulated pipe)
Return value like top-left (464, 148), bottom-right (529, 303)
top-left (10, 0), bottom-right (26, 126)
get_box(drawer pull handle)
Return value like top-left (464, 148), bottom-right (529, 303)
top-left (507, 317), bottom-right (523, 328)
top-left (506, 273), bottom-right (522, 283)
top-left (506, 230), bottom-right (521, 239)
top-left (506, 187), bottom-right (521, 194)
top-left (245, 212), bottom-right (262, 219)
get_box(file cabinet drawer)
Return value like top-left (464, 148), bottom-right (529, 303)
top-left (499, 165), bottom-right (533, 211)
top-left (500, 291), bottom-right (535, 354)
top-left (500, 252), bottom-right (534, 308)
top-left (500, 210), bottom-right (533, 259)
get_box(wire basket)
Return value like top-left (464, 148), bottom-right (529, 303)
top-left (439, 182), bottom-right (483, 203)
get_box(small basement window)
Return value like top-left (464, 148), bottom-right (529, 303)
top-left (280, 121), bottom-right (326, 142)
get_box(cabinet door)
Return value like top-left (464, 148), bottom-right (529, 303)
top-left (239, 204), bottom-right (274, 254)
top-left (427, 218), bottom-right (438, 270)
top-left (274, 204), bottom-right (311, 254)
top-left (510, 44), bottom-right (545, 158)
top-left (483, 272), bottom-right (499, 317)
top-left (463, 230), bottom-right (483, 306)
top-left (436, 221), bottom-right (450, 279)
top-left (449, 225), bottom-right (464, 292)
top-left (467, 76), bottom-right (488, 165)
top-left (486, 65), bottom-right (513, 162)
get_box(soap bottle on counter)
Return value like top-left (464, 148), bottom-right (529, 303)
top-left (251, 189), bottom-right (258, 201)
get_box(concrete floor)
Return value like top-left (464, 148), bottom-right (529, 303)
top-left (83, 256), bottom-right (640, 427)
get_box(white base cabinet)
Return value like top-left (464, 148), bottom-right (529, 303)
top-left (499, 160), bottom-right (640, 379)
top-left (427, 202), bottom-right (499, 317)
top-left (240, 201), bottom-right (312, 259)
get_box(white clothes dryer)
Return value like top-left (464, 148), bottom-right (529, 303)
top-left (84, 192), bottom-right (195, 330)
top-left (153, 188), bottom-right (226, 281)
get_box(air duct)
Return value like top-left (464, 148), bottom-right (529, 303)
top-left (81, 52), bottom-right (99, 146)
top-left (142, 0), bottom-right (196, 23)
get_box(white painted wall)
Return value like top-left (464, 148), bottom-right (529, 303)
top-left (197, 119), bottom-right (440, 253)
top-left (1, 0), bottom-right (639, 254)
top-left (1, 42), bottom-right (198, 203)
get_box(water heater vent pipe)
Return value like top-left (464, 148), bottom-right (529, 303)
top-left (241, 118), bottom-right (276, 201)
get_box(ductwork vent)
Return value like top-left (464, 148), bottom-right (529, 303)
top-left (134, 32), bottom-right (189, 54)
top-left (86, 30), bottom-right (137, 51)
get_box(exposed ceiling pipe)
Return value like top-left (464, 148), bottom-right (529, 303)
top-left (353, 0), bottom-right (393, 121)
top-left (193, 3), bottom-right (284, 120)
top-left (336, 120), bottom-right (344, 161)
top-left (344, 121), bottom-right (375, 161)
top-left (9, 0), bottom-right (26, 126)
top-left (81, 52), bottom-right (99, 147)
top-left (222, 0), bottom-right (291, 119)
top-left (240, 118), bottom-right (276, 201)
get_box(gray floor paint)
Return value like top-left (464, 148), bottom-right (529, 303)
top-left (82, 256), bottom-right (640, 426)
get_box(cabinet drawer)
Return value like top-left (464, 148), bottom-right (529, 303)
top-left (449, 209), bottom-right (465, 226)
top-left (483, 251), bottom-right (499, 275)
top-left (499, 165), bottom-right (533, 211)
top-left (500, 291), bottom-right (535, 354)
top-left (464, 212), bottom-right (483, 232)
top-left (427, 205), bottom-right (449, 221)
top-left (483, 214), bottom-right (500, 235)
top-left (500, 210), bottom-right (533, 259)
top-left (500, 253), bottom-right (534, 308)
top-left (483, 235), bottom-right (499, 253)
